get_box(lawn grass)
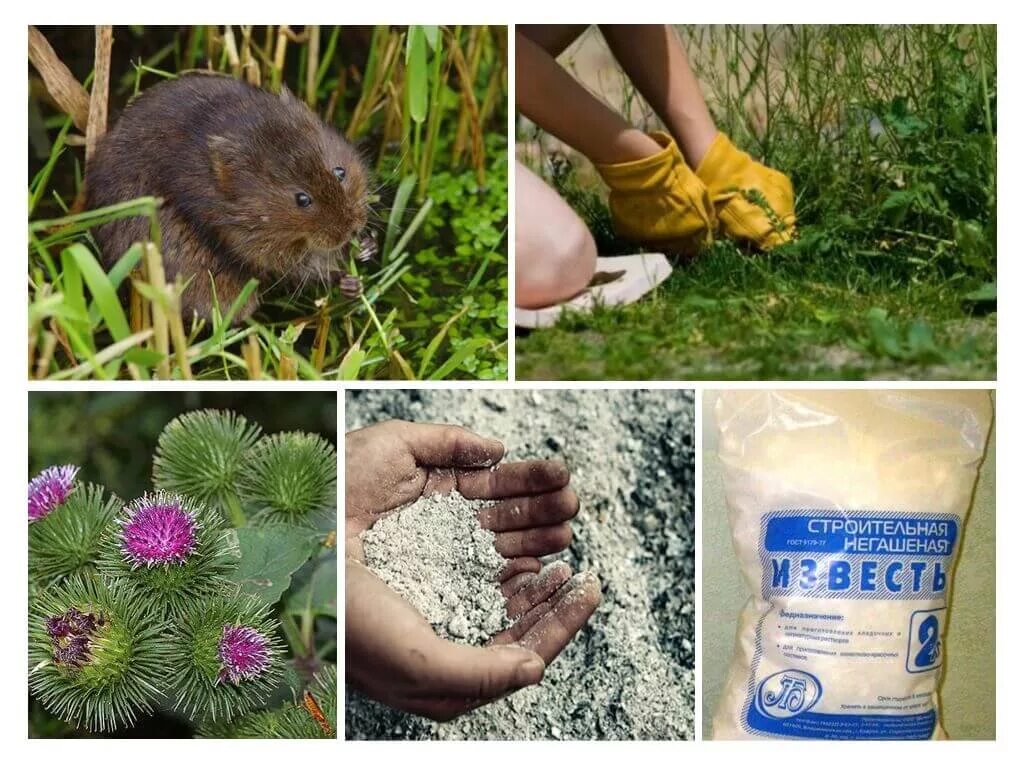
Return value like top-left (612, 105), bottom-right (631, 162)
top-left (516, 24), bottom-right (995, 381)
top-left (517, 240), bottom-right (994, 380)
top-left (29, 25), bottom-right (508, 380)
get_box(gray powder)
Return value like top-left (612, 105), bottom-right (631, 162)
top-left (345, 390), bottom-right (696, 741)
top-left (360, 491), bottom-right (508, 644)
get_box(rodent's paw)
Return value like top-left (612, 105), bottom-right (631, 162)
top-left (356, 234), bottom-right (378, 262)
top-left (340, 275), bottom-right (363, 298)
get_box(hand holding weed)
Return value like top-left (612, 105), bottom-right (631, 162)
top-left (694, 133), bottom-right (797, 249)
top-left (345, 420), bottom-right (601, 720)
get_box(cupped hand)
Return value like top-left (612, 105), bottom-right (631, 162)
top-left (345, 419), bottom-right (601, 720)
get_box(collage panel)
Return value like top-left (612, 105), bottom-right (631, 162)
top-left (513, 25), bottom-right (995, 381)
top-left (28, 25), bottom-right (508, 382)
top-left (701, 389), bottom-right (995, 740)
top-left (344, 388), bottom-right (695, 739)
top-left (27, 392), bottom-right (338, 737)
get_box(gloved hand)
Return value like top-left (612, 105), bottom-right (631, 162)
top-left (595, 131), bottom-right (715, 256)
top-left (695, 132), bottom-right (796, 250)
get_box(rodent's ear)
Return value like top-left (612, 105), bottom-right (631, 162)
top-left (208, 135), bottom-right (236, 193)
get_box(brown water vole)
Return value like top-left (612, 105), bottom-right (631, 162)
top-left (86, 73), bottom-right (372, 321)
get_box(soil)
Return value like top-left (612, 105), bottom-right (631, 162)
top-left (345, 389), bottom-right (696, 740)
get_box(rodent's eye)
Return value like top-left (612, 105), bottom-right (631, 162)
top-left (295, 192), bottom-right (313, 208)
top-left (333, 167), bottom-right (347, 181)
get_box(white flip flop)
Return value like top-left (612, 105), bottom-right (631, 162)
top-left (515, 253), bottom-right (672, 329)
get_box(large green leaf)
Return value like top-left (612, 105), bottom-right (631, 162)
top-left (405, 26), bottom-right (428, 124)
top-left (286, 552), bottom-right (337, 619)
top-left (229, 524), bottom-right (319, 604)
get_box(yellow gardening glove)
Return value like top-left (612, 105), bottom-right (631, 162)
top-left (595, 131), bottom-right (715, 256)
top-left (695, 132), bottom-right (796, 250)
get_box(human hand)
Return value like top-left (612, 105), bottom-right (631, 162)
top-left (694, 132), bottom-right (796, 250)
top-left (345, 420), bottom-right (601, 721)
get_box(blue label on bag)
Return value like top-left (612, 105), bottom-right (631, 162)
top-left (739, 509), bottom-right (956, 740)
top-left (759, 511), bottom-right (959, 601)
top-left (764, 514), bottom-right (957, 555)
top-left (744, 663), bottom-right (937, 739)
top-left (907, 608), bottom-right (946, 673)
top-left (745, 701), bottom-right (936, 740)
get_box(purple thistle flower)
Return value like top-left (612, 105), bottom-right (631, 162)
top-left (54, 636), bottom-right (91, 667)
top-left (217, 625), bottom-right (271, 685)
top-left (28, 465), bottom-right (79, 522)
top-left (120, 493), bottom-right (198, 567)
top-left (46, 607), bottom-right (102, 668)
top-left (45, 615), bottom-right (70, 639)
top-left (66, 607), bottom-right (98, 635)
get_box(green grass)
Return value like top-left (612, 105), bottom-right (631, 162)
top-left (516, 24), bottom-right (995, 381)
top-left (29, 25), bottom-right (507, 380)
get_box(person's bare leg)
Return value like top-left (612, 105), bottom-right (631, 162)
top-left (598, 25), bottom-right (718, 167)
top-left (515, 162), bottom-right (596, 309)
top-left (516, 30), bottom-right (661, 165)
top-left (518, 25), bottom-right (588, 57)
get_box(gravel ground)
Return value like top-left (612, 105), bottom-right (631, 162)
top-left (345, 389), bottom-right (695, 740)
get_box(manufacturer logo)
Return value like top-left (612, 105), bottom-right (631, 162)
top-left (755, 669), bottom-right (822, 719)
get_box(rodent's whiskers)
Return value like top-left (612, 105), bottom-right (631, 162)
top-left (374, 139), bottom-right (413, 186)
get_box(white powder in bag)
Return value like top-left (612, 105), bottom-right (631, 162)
top-left (712, 390), bottom-right (992, 740)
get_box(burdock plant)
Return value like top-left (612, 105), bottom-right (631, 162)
top-left (27, 409), bottom-right (338, 737)
top-left (28, 464), bottom-right (79, 522)
top-left (97, 492), bottom-right (236, 616)
top-left (197, 665), bottom-right (337, 739)
top-left (167, 593), bottom-right (285, 722)
top-left (29, 481), bottom-right (120, 585)
top-left (153, 410), bottom-right (262, 526)
top-left (238, 432), bottom-right (337, 527)
top-left (28, 575), bottom-right (169, 731)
